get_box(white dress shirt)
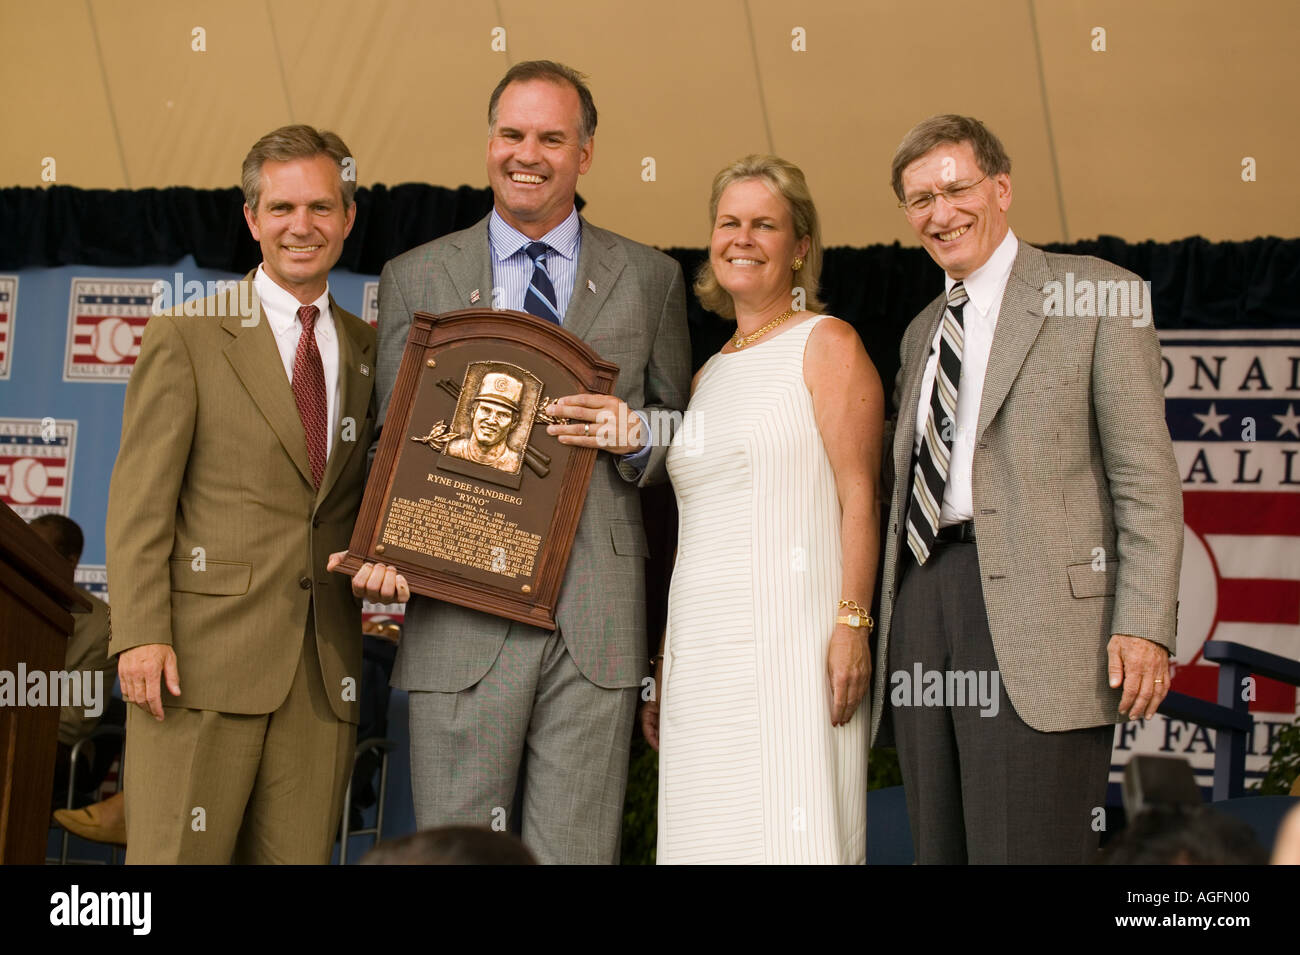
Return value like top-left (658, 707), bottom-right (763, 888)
top-left (912, 228), bottom-right (1018, 525)
top-left (255, 265), bottom-right (341, 459)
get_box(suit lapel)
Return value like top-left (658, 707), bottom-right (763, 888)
top-left (976, 241), bottom-right (1051, 441)
top-left (442, 219), bottom-right (494, 309)
top-left (316, 300), bottom-right (373, 504)
top-left (222, 276), bottom-right (315, 488)
top-left (563, 219), bottom-right (625, 341)
top-left (893, 297), bottom-right (947, 483)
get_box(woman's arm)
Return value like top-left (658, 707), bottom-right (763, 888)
top-left (805, 317), bottom-right (885, 726)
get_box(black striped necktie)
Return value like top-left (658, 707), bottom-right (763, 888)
top-left (906, 281), bottom-right (968, 565)
top-left (523, 241), bottom-right (561, 324)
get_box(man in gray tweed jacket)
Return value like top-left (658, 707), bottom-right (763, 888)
top-left (342, 61), bottom-right (689, 864)
top-left (871, 114), bottom-right (1183, 863)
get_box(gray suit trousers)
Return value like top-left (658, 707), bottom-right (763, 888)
top-left (407, 624), bottom-right (638, 864)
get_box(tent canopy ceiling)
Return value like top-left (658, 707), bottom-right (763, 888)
top-left (2, 0), bottom-right (1296, 247)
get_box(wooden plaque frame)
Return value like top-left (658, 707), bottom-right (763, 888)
top-left (339, 308), bottom-right (618, 629)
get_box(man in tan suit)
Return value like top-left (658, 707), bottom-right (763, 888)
top-left (870, 115), bottom-right (1183, 863)
top-left (107, 125), bottom-right (376, 863)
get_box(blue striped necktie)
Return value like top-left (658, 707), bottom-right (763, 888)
top-left (523, 241), bottom-right (561, 325)
top-left (906, 281), bottom-right (968, 565)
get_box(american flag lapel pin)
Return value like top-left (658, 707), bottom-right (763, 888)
top-left (469, 289), bottom-right (481, 304)
top-left (587, 279), bottom-right (597, 294)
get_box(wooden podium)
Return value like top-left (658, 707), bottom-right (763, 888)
top-left (0, 502), bottom-right (91, 864)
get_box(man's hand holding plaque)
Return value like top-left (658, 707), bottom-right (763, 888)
top-left (326, 551), bottom-right (410, 603)
top-left (544, 393), bottom-right (646, 455)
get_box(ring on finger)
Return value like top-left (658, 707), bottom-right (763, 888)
top-left (583, 423), bottom-right (590, 436)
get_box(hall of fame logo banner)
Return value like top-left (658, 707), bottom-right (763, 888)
top-left (0, 417), bottom-right (77, 519)
top-left (362, 280), bottom-right (379, 328)
top-left (64, 278), bottom-right (161, 381)
top-left (1112, 329), bottom-right (1300, 789)
top-left (0, 276), bottom-right (17, 380)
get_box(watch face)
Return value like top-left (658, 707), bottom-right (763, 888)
top-left (849, 614), bottom-right (862, 627)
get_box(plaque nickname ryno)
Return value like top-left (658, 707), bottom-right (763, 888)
top-left (338, 308), bottom-right (618, 630)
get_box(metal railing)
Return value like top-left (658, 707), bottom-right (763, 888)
top-left (1158, 640), bottom-right (1300, 801)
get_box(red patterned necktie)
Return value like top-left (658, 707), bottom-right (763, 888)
top-left (292, 304), bottom-right (328, 489)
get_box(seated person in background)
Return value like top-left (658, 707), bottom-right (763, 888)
top-left (28, 516), bottom-right (117, 802)
top-left (1102, 805), bottom-right (1268, 864)
top-left (346, 616), bottom-right (401, 830)
top-left (361, 827), bottom-right (536, 865)
top-left (53, 791), bottom-right (126, 848)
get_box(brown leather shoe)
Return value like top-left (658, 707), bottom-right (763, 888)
top-left (53, 792), bottom-right (126, 846)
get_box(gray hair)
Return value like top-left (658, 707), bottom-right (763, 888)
top-left (889, 114), bottom-right (1011, 200)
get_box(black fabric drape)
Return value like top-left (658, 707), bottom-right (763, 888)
top-left (0, 183), bottom-right (501, 275)
top-left (678, 238), bottom-right (1300, 413)
top-left (3, 184), bottom-right (1297, 411)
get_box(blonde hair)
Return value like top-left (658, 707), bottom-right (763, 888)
top-left (693, 154), bottom-right (825, 321)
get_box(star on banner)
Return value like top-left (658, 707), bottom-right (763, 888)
top-left (1193, 402), bottom-right (1230, 436)
top-left (1274, 403), bottom-right (1300, 439)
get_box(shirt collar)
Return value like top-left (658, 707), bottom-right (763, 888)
top-left (944, 227), bottom-right (1018, 316)
top-left (488, 206), bottom-right (581, 263)
top-left (254, 265), bottom-right (333, 337)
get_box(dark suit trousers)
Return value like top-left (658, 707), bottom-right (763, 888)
top-left (889, 541), bottom-right (1113, 864)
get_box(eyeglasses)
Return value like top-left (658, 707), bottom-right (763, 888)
top-left (898, 175), bottom-right (988, 217)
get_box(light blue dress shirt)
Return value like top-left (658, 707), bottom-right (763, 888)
top-left (487, 207), bottom-right (651, 469)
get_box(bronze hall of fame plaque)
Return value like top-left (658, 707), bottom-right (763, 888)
top-left (340, 309), bottom-right (618, 630)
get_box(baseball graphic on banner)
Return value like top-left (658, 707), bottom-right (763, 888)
top-left (90, 316), bottom-right (137, 364)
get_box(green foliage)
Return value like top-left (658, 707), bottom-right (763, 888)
top-left (868, 747), bottom-right (903, 790)
top-left (619, 740), bottom-right (904, 865)
top-left (1253, 714), bottom-right (1300, 795)
top-left (621, 735), bottom-right (658, 865)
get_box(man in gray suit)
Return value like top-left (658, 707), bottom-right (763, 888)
top-left (870, 115), bottom-right (1183, 863)
top-left (341, 61), bottom-right (690, 863)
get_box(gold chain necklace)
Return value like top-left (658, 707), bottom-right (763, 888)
top-left (732, 307), bottom-right (798, 349)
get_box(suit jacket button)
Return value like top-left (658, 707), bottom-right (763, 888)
top-left (298, 576), bottom-right (312, 590)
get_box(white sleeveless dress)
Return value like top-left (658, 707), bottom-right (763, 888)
top-left (657, 315), bottom-right (868, 864)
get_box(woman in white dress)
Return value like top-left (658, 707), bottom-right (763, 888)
top-left (641, 155), bottom-right (884, 863)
